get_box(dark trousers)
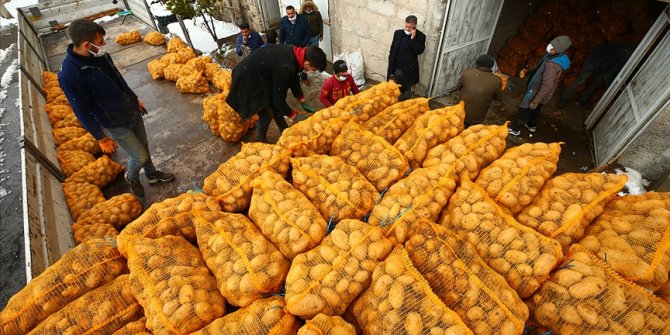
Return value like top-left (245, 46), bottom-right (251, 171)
top-left (511, 104), bottom-right (543, 130)
top-left (255, 105), bottom-right (288, 142)
top-left (398, 84), bottom-right (412, 102)
top-left (559, 70), bottom-right (606, 106)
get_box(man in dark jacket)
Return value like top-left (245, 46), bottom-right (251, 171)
top-left (226, 45), bottom-right (326, 142)
top-left (279, 5), bottom-right (311, 47)
top-left (235, 22), bottom-right (264, 56)
top-left (387, 15), bottom-right (426, 101)
top-left (300, 1), bottom-right (323, 47)
top-left (457, 54), bottom-right (503, 126)
top-left (58, 19), bottom-right (173, 197)
top-left (509, 35), bottom-right (572, 136)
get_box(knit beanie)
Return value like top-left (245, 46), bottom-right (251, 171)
top-left (551, 35), bottom-right (572, 53)
top-left (333, 60), bottom-right (348, 73)
top-left (475, 54), bottom-right (495, 69)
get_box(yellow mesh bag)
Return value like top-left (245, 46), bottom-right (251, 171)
top-left (203, 143), bottom-right (290, 212)
top-left (202, 93), bottom-right (222, 136)
top-left (249, 170), bottom-right (327, 260)
top-left (298, 314), bottom-right (356, 335)
top-left (161, 53), bottom-right (181, 65)
top-left (656, 280), bottom-right (670, 304)
top-left (475, 142), bottom-right (562, 215)
top-left (211, 69), bottom-right (231, 95)
top-left (64, 155), bottom-right (125, 188)
top-left (217, 100), bottom-right (250, 141)
top-left (76, 193), bottom-right (143, 229)
top-left (48, 93), bottom-right (69, 105)
top-left (144, 31), bottom-right (166, 46)
top-left (439, 177), bottom-right (563, 298)
top-left (351, 245), bottom-right (474, 335)
top-left (517, 173), bottom-right (628, 253)
top-left (277, 106), bottom-right (350, 157)
top-left (367, 163), bottom-right (458, 244)
top-left (166, 36), bottom-right (187, 53)
top-left (393, 101), bottom-right (466, 168)
top-left (205, 62), bottom-right (223, 81)
top-left (73, 223), bottom-right (119, 244)
top-left (285, 219), bottom-right (394, 319)
top-left (45, 103), bottom-right (73, 125)
top-left (178, 57), bottom-right (207, 77)
top-left (63, 182), bottom-right (105, 220)
top-left (53, 112), bottom-right (82, 129)
top-left (163, 63), bottom-right (184, 81)
top-left (116, 192), bottom-right (221, 255)
top-left (363, 97), bottom-right (430, 144)
top-left (191, 297), bottom-right (296, 335)
top-left (176, 47), bottom-right (196, 63)
top-left (423, 123), bottom-right (508, 180)
top-left (58, 133), bottom-right (101, 155)
top-left (575, 192), bottom-right (670, 291)
top-left (330, 122), bottom-right (409, 192)
top-left (529, 246), bottom-right (670, 335)
top-left (57, 149), bottom-right (95, 177)
top-left (53, 126), bottom-right (88, 146)
top-left (26, 274), bottom-right (142, 335)
top-left (125, 235), bottom-right (226, 335)
top-left (334, 81), bottom-right (400, 123)
top-left (0, 238), bottom-right (127, 335)
top-left (148, 59), bottom-right (168, 80)
top-left (115, 30), bottom-right (142, 45)
top-left (193, 211), bottom-right (289, 307)
top-left (406, 219), bottom-right (528, 335)
top-left (290, 155), bottom-right (379, 222)
top-left (42, 70), bottom-right (58, 85)
top-left (341, 305), bottom-right (363, 334)
top-left (176, 71), bottom-right (209, 94)
top-left (113, 317), bottom-right (151, 335)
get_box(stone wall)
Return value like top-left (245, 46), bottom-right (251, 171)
top-left (216, 0), bottom-right (265, 32)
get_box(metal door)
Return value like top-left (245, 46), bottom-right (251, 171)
top-left (260, 0), bottom-right (282, 30)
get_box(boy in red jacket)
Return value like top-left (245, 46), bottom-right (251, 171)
top-left (320, 60), bottom-right (360, 107)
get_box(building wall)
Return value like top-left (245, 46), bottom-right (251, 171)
top-left (618, 105), bottom-right (670, 183)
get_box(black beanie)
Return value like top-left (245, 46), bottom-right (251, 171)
top-left (476, 54), bottom-right (495, 69)
top-left (333, 60), bottom-right (348, 73)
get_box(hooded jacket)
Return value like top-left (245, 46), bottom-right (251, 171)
top-left (520, 53), bottom-right (570, 108)
top-left (300, 1), bottom-right (323, 38)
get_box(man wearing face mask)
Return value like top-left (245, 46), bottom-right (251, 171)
top-left (279, 5), bottom-right (311, 47)
top-left (58, 19), bottom-right (174, 197)
top-left (300, 1), bottom-right (323, 47)
top-left (235, 22), bottom-right (264, 57)
top-left (319, 60), bottom-right (360, 107)
top-left (226, 44), bottom-right (326, 142)
top-left (509, 35), bottom-right (572, 136)
top-left (387, 15), bottom-right (426, 101)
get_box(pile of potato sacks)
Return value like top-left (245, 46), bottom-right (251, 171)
top-left (3, 80), bottom-right (670, 335)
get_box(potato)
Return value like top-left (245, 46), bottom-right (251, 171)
top-left (115, 31), bottom-right (142, 45)
top-left (144, 31), bottom-right (165, 46)
top-left (334, 81), bottom-right (400, 123)
top-left (76, 193), bottom-right (142, 229)
top-left (53, 126), bottom-right (88, 146)
top-left (58, 133), bottom-right (101, 155)
top-left (176, 71), bottom-right (209, 94)
top-left (363, 97), bottom-right (429, 144)
top-left (45, 102), bottom-right (74, 125)
top-left (57, 149), bottom-right (95, 177)
top-left (277, 105), bottom-right (350, 156)
top-left (191, 297), bottom-right (295, 334)
top-left (64, 155), bottom-right (124, 189)
top-left (72, 223), bottom-right (119, 244)
top-left (298, 314), bottom-right (356, 335)
top-left (62, 182), bottom-right (105, 220)
top-left (147, 59), bottom-right (168, 80)
top-left (201, 93), bottom-right (251, 141)
top-left (112, 317), bottom-right (151, 335)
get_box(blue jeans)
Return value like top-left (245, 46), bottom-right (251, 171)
top-left (309, 36), bottom-right (320, 47)
top-left (106, 116), bottom-right (156, 181)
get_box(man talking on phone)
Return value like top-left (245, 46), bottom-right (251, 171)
top-left (387, 15), bottom-right (426, 101)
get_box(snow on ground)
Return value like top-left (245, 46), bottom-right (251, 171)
top-left (1, 0), bottom-right (39, 27)
top-left (167, 16), bottom-right (239, 54)
top-left (150, 2), bottom-right (173, 17)
top-left (0, 44), bottom-right (15, 64)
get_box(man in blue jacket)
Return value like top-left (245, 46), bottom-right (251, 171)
top-left (279, 5), bottom-right (311, 47)
top-left (58, 19), bottom-right (173, 197)
top-left (235, 22), bottom-right (264, 56)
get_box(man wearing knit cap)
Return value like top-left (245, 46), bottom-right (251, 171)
top-left (457, 54), bottom-right (503, 126)
top-left (509, 35), bottom-right (571, 136)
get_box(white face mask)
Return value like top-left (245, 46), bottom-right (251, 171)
top-left (88, 43), bottom-right (107, 57)
top-left (546, 43), bottom-right (553, 54)
top-left (336, 75), bottom-right (347, 81)
top-left (404, 29), bottom-right (412, 35)
top-left (305, 8), bottom-right (313, 13)
top-left (288, 15), bottom-right (297, 22)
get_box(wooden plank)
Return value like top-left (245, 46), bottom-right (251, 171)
top-left (593, 92), bottom-right (635, 164)
top-left (23, 1), bottom-right (121, 31)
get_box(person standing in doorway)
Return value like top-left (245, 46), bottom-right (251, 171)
top-left (300, 1), bottom-right (323, 47)
top-left (457, 54), bottom-right (503, 127)
top-left (58, 19), bottom-right (174, 197)
top-left (509, 35), bottom-right (572, 136)
top-left (279, 5), bottom-right (311, 47)
top-left (320, 60), bottom-right (360, 107)
top-left (235, 22), bottom-right (264, 57)
top-left (387, 15), bottom-right (426, 101)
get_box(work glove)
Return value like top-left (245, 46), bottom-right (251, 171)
top-left (300, 102), bottom-right (315, 113)
top-left (138, 98), bottom-right (148, 115)
top-left (529, 102), bottom-right (539, 110)
top-left (98, 137), bottom-right (118, 154)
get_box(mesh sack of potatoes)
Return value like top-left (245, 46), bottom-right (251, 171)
top-left (125, 235), bottom-right (226, 335)
top-left (27, 274), bottom-right (142, 335)
top-left (176, 47), bottom-right (196, 63)
top-left (193, 211), bottom-right (290, 307)
top-left (438, 177), bottom-right (563, 298)
top-left (73, 223), bottom-right (119, 244)
top-left (191, 296), bottom-right (296, 335)
top-left (211, 69), bottom-right (232, 94)
top-left (406, 219), bottom-right (529, 335)
top-left (115, 30), bottom-right (142, 45)
top-left (48, 93), bottom-right (69, 105)
top-left (363, 97), bottom-right (430, 144)
top-left (277, 105), bottom-right (350, 157)
top-left (341, 305), bottom-right (363, 334)
top-left (367, 163), bottom-right (459, 244)
top-left (216, 99), bottom-right (251, 141)
top-left (176, 71), bottom-right (210, 94)
top-left (203, 142), bottom-right (290, 212)
top-left (574, 192), bottom-right (670, 291)
top-left (423, 123), bottom-right (508, 180)
top-left (63, 182), bottom-right (105, 220)
top-left (57, 149), bottom-right (95, 177)
top-left (178, 56), bottom-right (208, 77)
top-left (529, 246), bottom-right (670, 335)
top-left (166, 36), bottom-right (187, 53)
top-left (334, 81), bottom-right (400, 123)
top-left (394, 101), bottom-right (466, 168)
top-left (53, 126), bottom-right (88, 146)
top-left (58, 133), bottom-right (101, 154)
top-left (45, 103), bottom-right (74, 125)
top-left (202, 93), bottom-right (223, 136)
top-left (144, 31), bottom-right (165, 46)
top-left (290, 155), bottom-right (379, 222)
top-left (113, 317), bottom-right (151, 335)
top-left (297, 314), bottom-right (356, 335)
top-left (76, 193), bottom-right (143, 229)
top-left (0, 238), bottom-right (127, 335)
top-left (147, 59), bottom-right (168, 80)
top-left (42, 70), bottom-right (58, 85)
top-left (285, 219), bottom-right (394, 319)
top-left (163, 63), bottom-right (184, 81)
top-left (249, 170), bottom-right (328, 260)
top-left (116, 192), bottom-right (221, 255)
top-left (352, 245), bottom-right (474, 335)
top-left (516, 173), bottom-right (628, 253)
top-left (204, 62), bottom-right (223, 81)
top-left (65, 155), bottom-right (125, 189)
top-left (161, 52), bottom-right (182, 65)
top-left (330, 122), bottom-right (409, 192)
top-left (475, 142), bottom-right (561, 215)
top-left (656, 281), bottom-right (670, 304)
top-left (53, 113), bottom-right (82, 129)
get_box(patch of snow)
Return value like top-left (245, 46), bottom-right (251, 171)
top-left (1, 0), bottom-right (40, 27)
top-left (167, 15), bottom-right (239, 54)
top-left (0, 44), bottom-right (15, 64)
top-left (615, 167), bottom-right (650, 195)
top-left (1, 59), bottom-right (18, 87)
top-left (150, 2), bottom-right (173, 17)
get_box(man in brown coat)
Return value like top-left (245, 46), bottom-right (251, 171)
top-left (457, 54), bottom-right (502, 126)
